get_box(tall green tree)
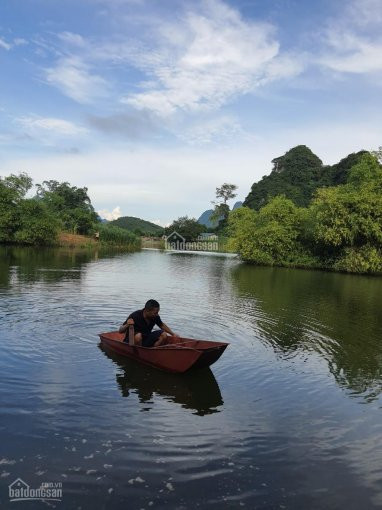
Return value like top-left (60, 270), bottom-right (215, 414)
top-left (211, 182), bottom-right (238, 229)
top-left (36, 180), bottom-right (98, 234)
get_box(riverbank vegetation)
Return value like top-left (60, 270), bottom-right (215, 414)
top-left (0, 173), bottom-right (140, 249)
top-left (229, 152), bottom-right (382, 274)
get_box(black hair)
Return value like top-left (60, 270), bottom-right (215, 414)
top-left (144, 299), bottom-right (160, 310)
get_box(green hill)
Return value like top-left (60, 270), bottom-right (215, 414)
top-left (244, 145), bottom-right (367, 210)
top-left (109, 216), bottom-right (164, 236)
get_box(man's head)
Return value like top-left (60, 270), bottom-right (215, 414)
top-left (144, 299), bottom-right (160, 319)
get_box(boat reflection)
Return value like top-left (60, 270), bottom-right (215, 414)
top-left (99, 344), bottom-right (224, 415)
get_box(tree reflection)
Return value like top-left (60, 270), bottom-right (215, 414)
top-left (99, 344), bottom-right (224, 415)
top-left (230, 264), bottom-right (382, 401)
top-left (0, 246), bottom-right (125, 286)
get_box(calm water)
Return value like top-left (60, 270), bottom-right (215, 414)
top-left (1, 246), bottom-right (382, 509)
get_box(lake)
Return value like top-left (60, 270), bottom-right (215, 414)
top-left (0, 246), bottom-right (382, 509)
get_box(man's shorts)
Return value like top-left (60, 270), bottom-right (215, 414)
top-left (142, 329), bottom-right (164, 347)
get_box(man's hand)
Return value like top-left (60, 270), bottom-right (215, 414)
top-left (172, 332), bottom-right (180, 338)
top-left (119, 318), bottom-right (134, 334)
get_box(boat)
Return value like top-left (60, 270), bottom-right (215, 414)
top-left (98, 331), bottom-right (229, 373)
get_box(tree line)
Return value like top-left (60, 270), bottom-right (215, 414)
top-left (0, 173), bottom-right (138, 247)
top-left (228, 152), bottom-right (382, 274)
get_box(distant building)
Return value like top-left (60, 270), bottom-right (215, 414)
top-left (197, 233), bottom-right (218, 241)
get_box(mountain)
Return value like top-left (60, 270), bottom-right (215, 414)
top-left (109, 216), bottom-right (164, 236)
top-left (243, 145), bottom-right (367, 210)
top-left (198, 201), bottom-right (242, 228)
top-left (197, 209), bottom-right (216, 228)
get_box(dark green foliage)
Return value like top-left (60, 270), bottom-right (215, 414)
top-left (13, 199), bottom-right (60, 245)
top-left (2, 172), bottom-right (33, 198)
top-left (109, 216), bottom-right (164, 236)
top-left (231, 153), bottom-right (382, 274)
top-left (0, 174), bottom-right (59, 245)
top-left (0, 172), bottom-right (138, 248)
top-left (243, 145), bottom-right (367, 210)
top-left (0, 181), bottom-right (20, 242)
top-left (36, 180), bottom-right (98, 234)
top-left (228, 197), bottom-right (315, 266)
top-left (164, 216), bottom-right (204, 241)
top-left (310, 153), bottom-right (382, 272)
top-left (328, 150), bottom-right (368, 185)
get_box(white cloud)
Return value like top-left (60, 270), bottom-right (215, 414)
top-left (320, 0), bottom-right (382, 74)
top-left (0, 36), bottom-right (27, 50)
top-left (0, 37), bottom-right (12, 51)
top-left (97, 206), bottom-right (122, 221)
top-left (45, 56), bottom-right (108, 103)
top-left (150, 219), bottom-right (167, 227)
top-left (57, 31), bottom-right (86, 47)
top-left (16, 116), bottom-right (87, 136)
top-left (39, 1), bottom-right (302, 118)
top-left (13, 38), bottom-right (28, 46)
top-left (3, 117), bottom-right (378, 224)
top-left (347, 0), bottom-right (382, 27)
top-left (179, 115), bottom-right (244, 146)
top-left (121, 0), bottom-right (301, 115)
top-left (321, 32), bottom-right (382, 74)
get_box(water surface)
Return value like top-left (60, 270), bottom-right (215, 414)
top-left (0, 246), bottom-right (382, 509)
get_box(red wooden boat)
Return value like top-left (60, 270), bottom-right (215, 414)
top-left (98, 331), bottom-right (229, 373)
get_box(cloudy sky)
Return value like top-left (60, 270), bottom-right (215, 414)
top-left (0, 0), bottom-right (381, 224)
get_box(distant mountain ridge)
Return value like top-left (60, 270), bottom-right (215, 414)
top-left (244, 145), bottom-right (367, 210)
top-left (109, 216), bottom-right (164, 235)
top-left (198, 201), bottom-right (242, 228)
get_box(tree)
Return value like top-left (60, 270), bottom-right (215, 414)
top-left (310, 153), bottom-right (382, 271)
top-left (164, 216), bottom-right (204, 241)
top-left (0, 172), bottom-right (59, 245)
top-left (228, 196), bottom-right (310, 265)
top-left (215, 183), bottom-right (238, 204)
top-left (211, 183), bottom-right (238, 228)
top-left (13, 199), bottom-right (60, 245)
top-left (0, 172), bottom-right (34, 242)
top-left (0, 181), bottom-right (19, 242)
top-left (2, 172), bottom-right (33, 198)
top-left (36, 180), bottom-right (98, 234)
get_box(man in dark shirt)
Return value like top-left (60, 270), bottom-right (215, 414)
top-left (119, 299), bottom-right (178, 347)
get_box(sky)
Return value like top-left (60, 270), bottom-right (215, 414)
top-left (0, 0), bottom-right (381, 225)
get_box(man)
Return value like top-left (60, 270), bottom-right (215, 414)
top-left (119, 299), bottom-right (179, 347)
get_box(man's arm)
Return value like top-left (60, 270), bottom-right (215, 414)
top-left (119, 318), bottom-right (134, 334)
top-left (160, 322), bottom-right (179, 337)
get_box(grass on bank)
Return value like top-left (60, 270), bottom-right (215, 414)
top-left (58, 224), bottom-right (141, 250)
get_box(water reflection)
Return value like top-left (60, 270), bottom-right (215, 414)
top-left (231, 264), bottom-right (382, 401)
top-left (0, 245), bottom-right (125, 286)
top-left (99, 344), bottom-right (224, 415)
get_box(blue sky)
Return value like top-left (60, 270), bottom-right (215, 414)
top-left (0, 0), bottom-right (381, 225)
